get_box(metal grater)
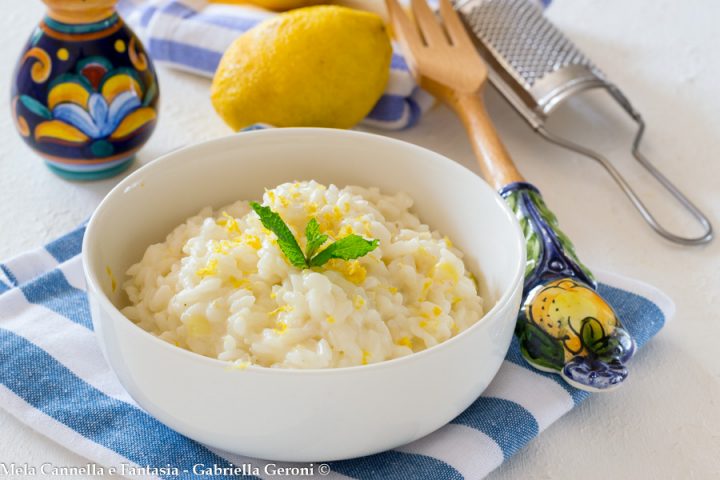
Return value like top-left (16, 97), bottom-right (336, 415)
top-left (454, 0), bottom-right (713, 245)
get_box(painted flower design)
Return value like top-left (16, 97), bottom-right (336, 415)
top-left (24, 57), bottom-right (157, 157)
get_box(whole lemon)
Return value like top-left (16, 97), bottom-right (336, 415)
top-left (211, 6), bottom-right (392, 130)
top-left (209, 0), bottom-right (326, 12)
top-left (251, 0), bottom-right (326, 11)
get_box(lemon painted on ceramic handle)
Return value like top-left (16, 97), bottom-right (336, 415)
top-left (446, 90), bottom-right (636, 392)
top-left (501, 182), bottom-right (636, 392)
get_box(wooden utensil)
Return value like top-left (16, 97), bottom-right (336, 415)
top-left (387, 0), bottom-right (636, 392)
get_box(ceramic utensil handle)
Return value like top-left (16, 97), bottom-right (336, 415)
top-left (448, 90), bottom-right (636, 392)
top-left (445, 91), bottom-right (524, 190)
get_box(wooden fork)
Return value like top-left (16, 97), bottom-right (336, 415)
top-left (387, 0), bottom-right (638, 393)
top-left (386, 0), bottom-right (523, 190)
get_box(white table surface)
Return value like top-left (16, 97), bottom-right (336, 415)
top-left (1, 0), bottom-right (719, 478)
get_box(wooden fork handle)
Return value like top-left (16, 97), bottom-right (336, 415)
top-left (443, 89), bottom-right (525, 190)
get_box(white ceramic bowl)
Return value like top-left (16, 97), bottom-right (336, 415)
top-left (83, 128), bottom-right (525, 462)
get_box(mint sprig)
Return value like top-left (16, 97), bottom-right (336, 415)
top-left (249, 202), bottom-right (307, 268)
top-left (308, 235), bottom-right (380, 267)
top-left (304, 218), bottom-right (328, 258)
top-left (250, 202), bottom-right (379, 269)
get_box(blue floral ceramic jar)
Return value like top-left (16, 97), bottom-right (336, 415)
top-left (11, 0), bottom-right (159, 180)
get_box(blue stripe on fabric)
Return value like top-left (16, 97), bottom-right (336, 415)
top-left (148, 38), bottom-right (222, 74)
top-left (504, 337), bottom-right (589, 405)
top-left (45, 225), bottom-right (86, 263)
top-left (139, 5), bottom-right (159, 27)
top-left (367, 94), bottom-right (408, 122)
top-left (367, 92), bottom-right (423, 127)
top-left (452, 397), bottom-right (538, 459)
top-left (0, 329), bottom-right (259, 480)
top-left (391, 53), bottom-right (409, 71)
top-left (404, 90), bottom-right (423, 128)
top-left (596, 283), bottom-right (665, 347)
top-left (160, 1), bottom-right (260, 32)
top-left (185, 12), bottom-right (260, 32)
top-left (20, 270), bottom-right (92, 330)
top-left (0, 280), bottom-right (9, 295)
top-left (330, 451), bottom-right (462, 480)
top-left (0, 264), bottom-right (18, 288)
top-left (161, 1), bottom-right (198, 19)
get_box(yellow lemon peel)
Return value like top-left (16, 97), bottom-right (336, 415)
top-left (196, 258), bottom-right (218, 278)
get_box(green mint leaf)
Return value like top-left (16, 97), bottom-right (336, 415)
top-left (308, 235), bottom-right (379, 267)
top-left (305, 218), bottom-right (328, 259)
top-left (250, 202), bottom-right (307, 268)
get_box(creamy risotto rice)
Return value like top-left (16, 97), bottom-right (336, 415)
top-left (122, 181), bottom-right (484, 368)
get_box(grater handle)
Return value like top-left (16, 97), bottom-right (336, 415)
top-left (445, 89), bottom-right (525, 190)
top-left (536, 86), bottom-right (713, 246)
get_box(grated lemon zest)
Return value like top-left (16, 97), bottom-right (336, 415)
top-left (361, 350), bottom-right (370, 365)
top-left (419, 318), bottom-right (439, 330)
top-left (228, 276), bottom-right (248, 289)
top-left (105, 266), bottom-right (117, 293)
top-left (396, 337), bottom-right (412, 348)
top-left (434, 262), bottom-right (459, 283)
top-left (268, 304), bottom-right (293, 316)
top-left (338, 224), bottom-right (354, 238)
top-left (326, 315), bottom-right (335, 324)
top-left (419, 278), bottom-right (433, 301)
top-left (228, 360), bottom-right (250, 371)
top-left (432, 305), bottom-right (443, 316)
top-left (212, 239), bottom-right (233, 254)
top-left (219, 212), bottom-right (240, 234)
top-left (443, 236), bottom-right (453, 248)
top-left (274, 320), bottom-right (288, 334)
top-left (244, 234), bottom-right (262, 250)
top-left (344, 260), bottom-right (367, 285)
top-left (353, 295), bottom-right (365, 310)
top-left (196, 258), bottom-right (218, 278)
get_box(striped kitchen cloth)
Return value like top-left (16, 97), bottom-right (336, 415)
top-left (0, 224), bottom-right (671, 479)
top-left (112, 0), bottom-right (549, 130)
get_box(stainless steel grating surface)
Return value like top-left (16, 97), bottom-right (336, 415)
top-left (458, 0), bottom-right (603, 89)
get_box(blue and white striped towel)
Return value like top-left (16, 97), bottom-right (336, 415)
top-left (0, 224), bottom-right (672, 479)
top-left (113, 0), bottom-right (549, 130)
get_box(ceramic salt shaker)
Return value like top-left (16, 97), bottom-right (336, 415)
top-left (11, 0), bottom-right (159, 180)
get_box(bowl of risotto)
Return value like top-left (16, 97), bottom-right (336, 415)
top-left (83, 128), bottom-right (525, 461)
